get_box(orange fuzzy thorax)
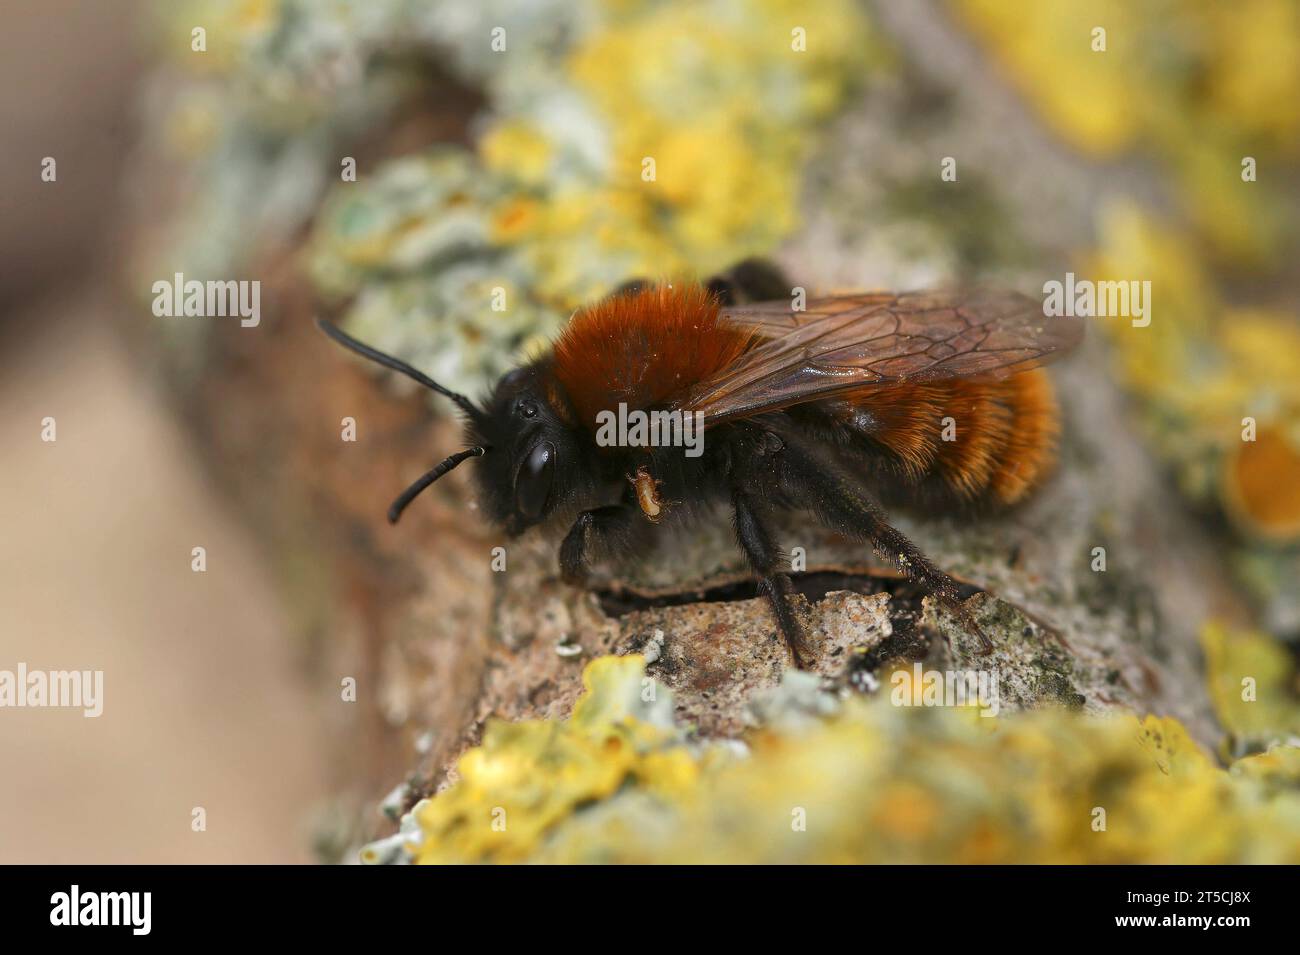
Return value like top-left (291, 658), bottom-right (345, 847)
top-left (551, 283), bottom-right (752, 432)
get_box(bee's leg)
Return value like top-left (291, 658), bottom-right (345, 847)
top-left (706, 258), bottom-right (793, 306)
top-left (559, 504), bottom-right (640, 586)
top-left (615, 260), bottom-right (789, 305)
top-left (730, 486), bottom-right (810, 669)
top-left (777, 439), bottom-right (992, 653)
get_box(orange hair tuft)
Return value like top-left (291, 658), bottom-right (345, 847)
top-left (551, 283), bottom-right (752, 433)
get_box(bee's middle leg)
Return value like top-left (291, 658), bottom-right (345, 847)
top-left (730, 485), bottom-right (810, 669)
top-left (774, 433), bottom-right (992, 653)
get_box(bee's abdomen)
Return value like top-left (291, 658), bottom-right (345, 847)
top-left (839, 369), bottom-right (1060, 505)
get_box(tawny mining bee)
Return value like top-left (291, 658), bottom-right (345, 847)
top-left (319, 260), bottom-right (1082, 667)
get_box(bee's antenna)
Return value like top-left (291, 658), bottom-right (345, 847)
top-left (387, 447), bottom-right (486, 524)
top-left (316, 318), bottom-right (481, 419)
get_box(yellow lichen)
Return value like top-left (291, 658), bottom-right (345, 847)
top-left (1203, 622), bottom-right (1300, 751)
top-left (294, 0), bottom-right (877, 393)
top-left (953, 0), bottom-right (1300, 266)
top-left (412, 656), bottom-right (1300, 864)
top-left (414, 656), bottom-right (705, 864)
top-left (485, 0), bottom-right (876, 305)
top-left (1088, 206), bottom-right (1300, 541)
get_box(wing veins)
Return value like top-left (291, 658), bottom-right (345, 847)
top-left (683, 290), bottom-right (1080, 423)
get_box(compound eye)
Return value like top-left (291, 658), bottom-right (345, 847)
top-left (515, 441), bottom-right (555, 520)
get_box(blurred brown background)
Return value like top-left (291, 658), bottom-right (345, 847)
top-left (0, 0), bottom-right (327, 864)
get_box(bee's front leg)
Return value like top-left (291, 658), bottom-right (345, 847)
top-left (559, 504), bottom-right (639, 586)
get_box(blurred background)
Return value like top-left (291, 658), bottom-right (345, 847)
top-left (1, 0), bottom-right (1297, 863)
top-left (0, 0), bottom-right (327, 862)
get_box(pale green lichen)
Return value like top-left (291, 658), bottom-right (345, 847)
top-left (302, 0), bottom-right (878, 393)
top-left (152, 0), bottom-right (879, 394)
top-left (360, 797), bottom-right (428, 865)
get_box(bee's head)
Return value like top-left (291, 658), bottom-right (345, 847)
top-left (469, 361), bottom-right (589, 535)
top-left (317, 318), bottom-right (594, 532)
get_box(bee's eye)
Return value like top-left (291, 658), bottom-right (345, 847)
top-left (515, 441), bottom-right (555, 520)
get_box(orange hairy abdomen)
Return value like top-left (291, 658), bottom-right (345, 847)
top-left (844, 369), bottom-right (1060, 505)
top-left (551, 284), bottom-right (750, 431)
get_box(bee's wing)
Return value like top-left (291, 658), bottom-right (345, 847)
top-left (680, 290), bottom-right (1083, 423)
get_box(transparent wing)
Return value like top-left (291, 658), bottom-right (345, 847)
top-left (681, 290), bottom-right (1082, 422)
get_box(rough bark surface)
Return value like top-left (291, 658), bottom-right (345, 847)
top-left (155, 259), bottom-right (1242, 848)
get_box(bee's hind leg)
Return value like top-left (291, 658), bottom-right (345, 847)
top-left (611, 258), bottom-right (790, 305)
top-left (706, 258), bottom-right (793, 306)
top-left (730, 485), bottom-right (811, 669)
top-left (774, 433), bottom-right (993, 654)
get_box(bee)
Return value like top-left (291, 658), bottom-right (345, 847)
top-left (318, 260), bottom-right (1082, 668)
